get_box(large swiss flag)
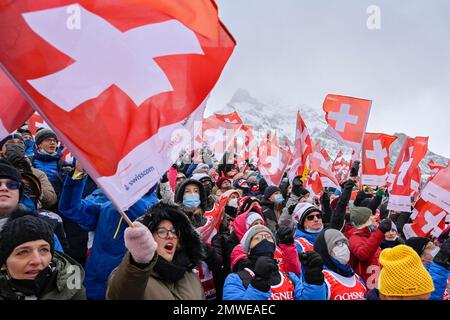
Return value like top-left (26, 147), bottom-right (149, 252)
top-left (0, 1), bottom-right (235, 210)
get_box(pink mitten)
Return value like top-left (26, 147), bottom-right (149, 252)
top-left (124, 221), bottom-right (157, 264)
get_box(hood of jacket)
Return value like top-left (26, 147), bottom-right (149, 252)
top-left (174, 179), bottom-right (208, 212)
top-left (232, 206), bottom-right (264, 241)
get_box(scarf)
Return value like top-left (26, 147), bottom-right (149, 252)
top-left (153, 252), bottom-right (192, 282)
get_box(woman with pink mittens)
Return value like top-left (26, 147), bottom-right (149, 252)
top-left (106, 203), bottom-right (205, 300)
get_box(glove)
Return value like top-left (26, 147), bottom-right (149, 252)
top-left (350, 160), bottom-right (360, 177)
top-left (277, 224), bottom-right (295, 245)
top-left (124, 221), bottom-right (157, 264)
top-left (250, 256), bottom-right (278, 292)
top-left (433, 238), bottom-right (450, 269)
top-left (377, 219), bottom-right (393, 233)
top-left (299, 251), bottom-right (324, 285)
top-left (160, 172), bottom-right (169, 183)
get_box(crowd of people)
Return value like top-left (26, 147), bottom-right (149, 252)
top-left (0, 127), bottom-right (449, 300)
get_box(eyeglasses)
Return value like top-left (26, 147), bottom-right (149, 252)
top-left (43, 138), bottom-right (58, 144)
top-left (252, 233), bottom-right (274, 243)
top-left (155, 227), bottom-right (179, 239)
top-left (306, 213), bottom-right (322, 221)
top-left (0, 180), bottom-right (21, 191)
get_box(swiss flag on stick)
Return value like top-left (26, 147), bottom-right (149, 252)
top-left (196, 195), bottom-right (228, 245)
top-left (197, 114), bottom-right (242, 162)
top-left (0, 1), bottom-right (235, 210)
top-left (403, 198), bottom-right (448, 239)
top-left (214, 111), bottom-right (243, 124)
top-left (309, 142), bottom-right (340, 190)
top-left (0, 69), bottom-right (34, 139)
top-left (387, 137), bottom-right (428, 212)
top-left (361, 133), bottom-right (397, 187)
top-left (288, 111), bottom-right (313, 183)
top-left (323, 94), bottom-right (372, 152)
top-left (258, 137), bottom-right (291, 187)
top-left (28, 112), bottom-right (51, 135)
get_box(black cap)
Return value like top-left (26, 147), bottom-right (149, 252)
top-left (264, 186), bottom-right (281, 201)
top-left (0, 134), bottom-right (24, 150)
top-left (0, 215), bottom-right (54, 266)
top-left (0, 160), bottom-right (21, 183)
top-left (405, 237), bottom-right (431, 257)
top-left (35, 129), bottom-right (58, 147)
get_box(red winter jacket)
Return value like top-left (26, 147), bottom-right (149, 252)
top-left (344, 226), bottom-right (384, 290)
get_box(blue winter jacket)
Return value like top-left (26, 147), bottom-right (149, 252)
top-left (58, 176), bottom-right (159, 300)
top-left (425, 262), bottom-right (450, 300)
top-left (223, 271), bottom-right (326, 300)
top-left (294, 228), bottom-right (320, 253)
top-left (33, 150), bottom-right (68, 195)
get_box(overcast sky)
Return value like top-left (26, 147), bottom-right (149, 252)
top-left (207, 0), bottom-right (450, 158)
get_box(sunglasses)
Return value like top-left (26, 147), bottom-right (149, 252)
top-left (306, 213), bottom-right (322, 221)
top-left (155, 227), bottom-right (179, 239)
top-left (0, 180), bottom-right (21, 191)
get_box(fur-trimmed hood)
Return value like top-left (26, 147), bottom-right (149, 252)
top-left (174, 179), bottom-right (208, 212)
top-left (139, 203), bottom-right (205, 266)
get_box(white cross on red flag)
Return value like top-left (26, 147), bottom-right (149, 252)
top-left (323, 94), bottom-right (372, 152)
top-left (28, 112), bottom-right (51, 134)
top-left (288, 111), bottom-right (313, 183)
top-left (258, 137), bottom-right (291, 187)
top-left (309, 142), bottom-right (340, 190)
top-left (387, 136), bottom-right (428, 212)
top-left (0, 1), bottom-right (236, 210)
top-left (214, 111), bottom-right (243, 124)
top-left (361, 133), bottom-right (397, 187)
top-left (403, 198), bottom-right (449, 239)
top-left (0, 69), bottom-right (34, 139)
top-left (197, 114), bottom-right (242, 163)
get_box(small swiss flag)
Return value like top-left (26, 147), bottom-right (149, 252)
top-left (361, 133), bottom-right (397, 187)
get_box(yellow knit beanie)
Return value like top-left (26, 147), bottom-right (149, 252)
top-left (379, 245), bottom-right (434, 297)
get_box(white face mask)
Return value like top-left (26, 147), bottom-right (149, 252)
top-left (228, 198), bottom-right (239, 208)
top-left (331, 243), bottom-right (350, 265)
top-left (430, 247), bottom-right (440, 259)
